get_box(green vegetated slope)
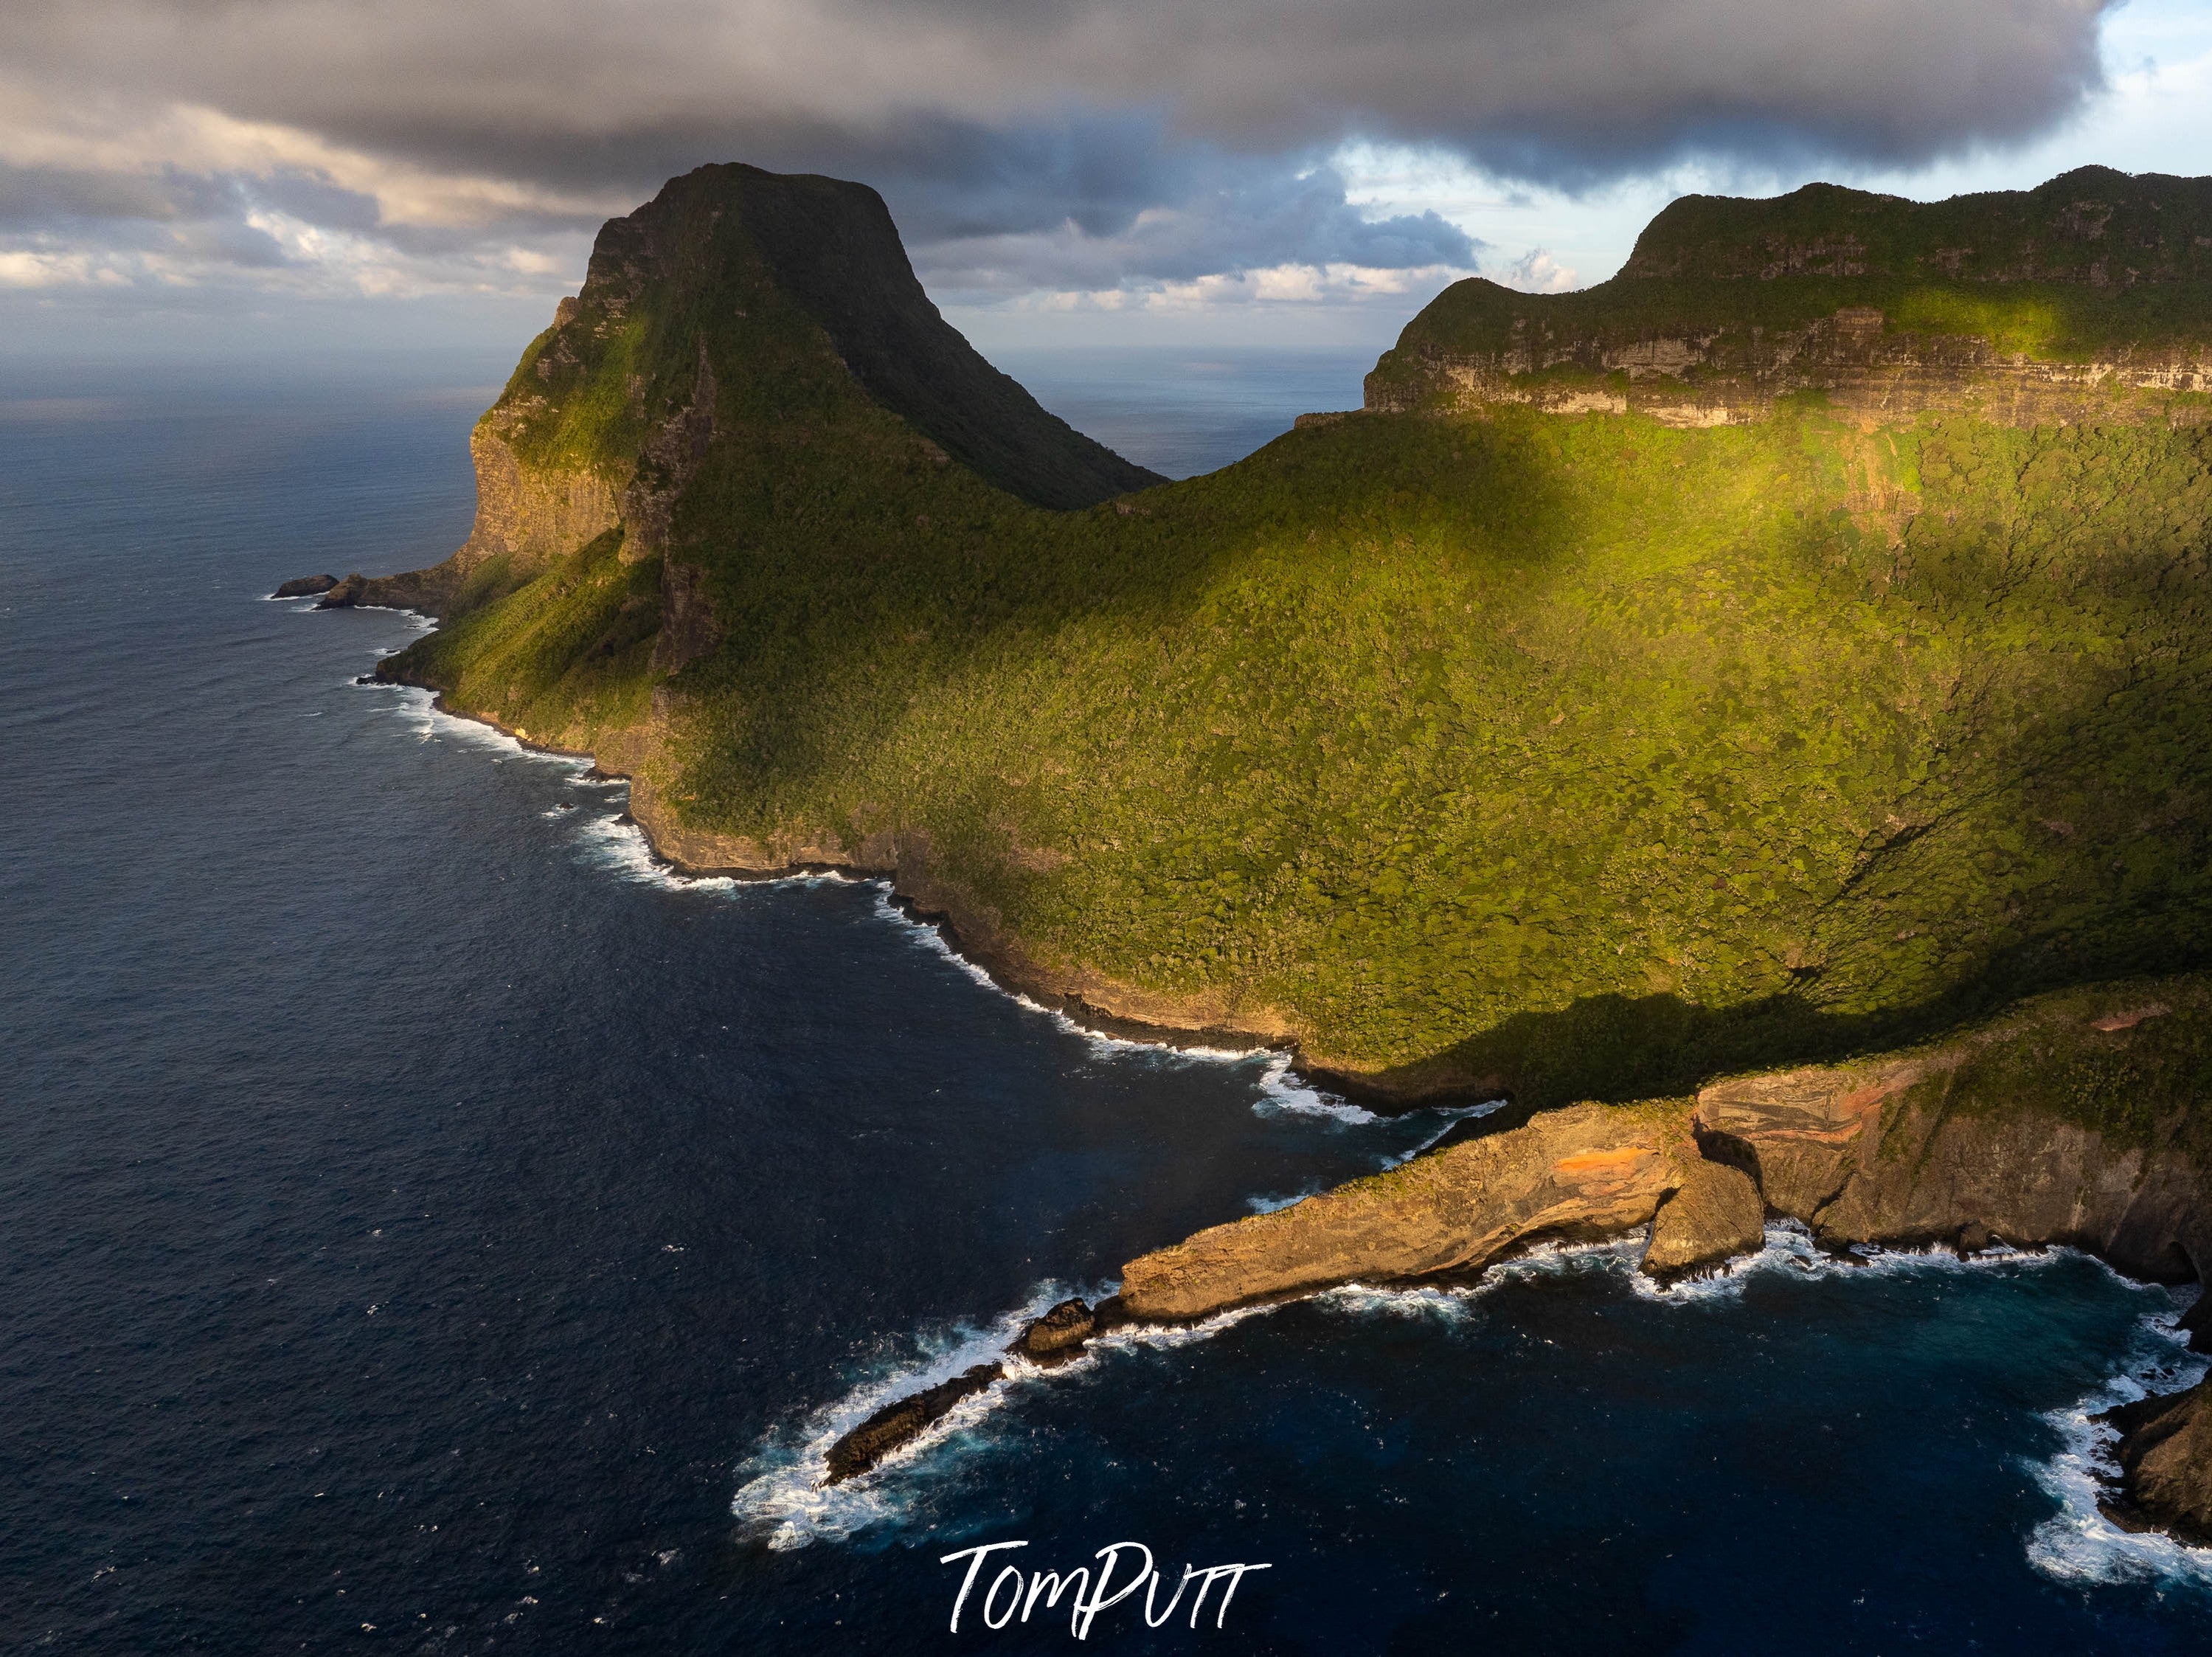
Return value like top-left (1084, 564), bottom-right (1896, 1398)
top-left (389, 164), bottom-right (2212, 1104)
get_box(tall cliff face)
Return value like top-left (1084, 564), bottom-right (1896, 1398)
top-left (1117, 974), bottom-right (2212, 1314)
top-left (1103, 974), bottom-right (2212, 1543)
top-left (1623, 167), bottom-right (2212, 286)
top-left (358, 162), bottom-right (2212, 1112)
top-left (1367, 168), bottom-right (2212, 428)
top-left (337, 163), bottom-right (1159, 618)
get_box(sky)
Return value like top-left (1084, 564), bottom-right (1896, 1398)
top-left (0, 0), bottom-right (2208, 367)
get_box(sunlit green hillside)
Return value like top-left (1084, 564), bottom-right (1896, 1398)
top-left (384, 164), bottom-right (2212, 1103)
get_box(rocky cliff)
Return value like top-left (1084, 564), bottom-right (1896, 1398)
top-left (1092, 975), bottom-right (2212, 1540)
top-left (1365, 167), bottom-right (2212, 428)
top-left (319, 164), bottom-right (1159, 618)
top-left (311, 160), bottom-right (2212, 1549)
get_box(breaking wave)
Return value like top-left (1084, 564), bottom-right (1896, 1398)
top-left (2026, 1297), bottom-right (2211, 1589)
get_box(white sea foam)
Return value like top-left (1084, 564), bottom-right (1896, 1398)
top-left (1303, 1235), bottom-right (1652, 1327)
top-left (1246, 1186), bottom-right (1327, 1215)
top-left (731, 1279), bottom-right (1294, 1551)
top-left (365, 683), bottom-right (588, 769)
top-left (569, 814), bottom-right (864, 896)
top-left (1380, 1099), bottom-right (1511, 1165)
top-left (2026, 1296), bottom-right (2212, 1588)
top-left (1248, 1054), bottom-right (1373, 1123)
top-left (864, 886), bottom-right (1279, 1065)
top-left (1317, 1281), bottom-right (1482, 1322)
top-left (1615, 1220), bottom-right (2089, 1307)
top-left (1301, 1223), bottom-right (2089, 1327)
top-left (729, 1281), bottom-right (1098, 1551)
top-left (575, 814), bottom-right (742, 893)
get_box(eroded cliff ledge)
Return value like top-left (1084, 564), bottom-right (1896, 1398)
top-left (1366, 167), bottom-right (2212, 428)
top-left (1057, 975), bottom-right (2212, 1545)
top-left (823, 975), bottom-right (2212, 1519)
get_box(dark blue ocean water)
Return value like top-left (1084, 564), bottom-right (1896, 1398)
top-left (6, 354), bottom-right (2212, 1655)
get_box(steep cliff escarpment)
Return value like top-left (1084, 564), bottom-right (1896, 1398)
top-left (1365, 168), bottom-right (2212, 428)
top-left (321, 163), bottom-right (1157, 623)
top-left (339, 165), bottom-right (2212, 1104)
top-left (314, 159), bottom-right (2212, 1547)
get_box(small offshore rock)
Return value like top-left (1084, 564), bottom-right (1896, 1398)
top-left (822, 1362), bottom-right (1001, 1486)
top-left (1643, 1159), bottom-right (1766, 1284)
top-left (1012, 1298), bottom-right (1095, 1366)
top-left (315, 573), bottom-right (370, 609)
top-left (2100, 1379), bottom-right (2212, 1545)
top-left (271, 574), bottom-right (338, 598)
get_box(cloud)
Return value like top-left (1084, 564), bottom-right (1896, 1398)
top-left (912, 155), bottom-right (1478, 300)
top-left (0, 0), bottom-right (2124, 316)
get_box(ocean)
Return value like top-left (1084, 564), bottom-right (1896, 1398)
top-left (4, 350), bottom-right (2211, 1653)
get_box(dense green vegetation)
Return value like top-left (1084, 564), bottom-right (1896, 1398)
top-left (387, 165), bottom-right (2212, 1102)
top-left (1373, 271), bottom-right (2212, 384)
top-left (1625, 167), bottom-right (2212, 286)
top-left (1913, 973), bottom-right (2212, 1154)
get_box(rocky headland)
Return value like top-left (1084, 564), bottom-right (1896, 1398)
top-left (294, 159), bottom-right (2212, 1546)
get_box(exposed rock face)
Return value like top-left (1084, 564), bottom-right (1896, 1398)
top-left (1697, 1039), bottom-right (2210, 1284)
top-left (1117, 1104), bottom-right (1680, 1321)
top-left (1642, 1160), bottom-right (1766, 1284)
top-left (822, 1363), bottom-right (1001, 1485)
top-left (451, 422), bottom-right (620, 581)
top-left (270, 574), bottom-right (336, 598)
top-left (2104, 1381), bottom-right (2212, 1545)
top-left (315, 573), bottom-right (369, 608)
top-left (1367, 316), bottom-right (2212, 429)
top-left (2097, 1371), bottom-right (2212, 1540)
top-left (618, 341), bottom-right (716, 564)
top-left (1013, 1298), bottom-right (1096, 1366)
top-left (1365, 168), bottom-right (2212, 428)
top-left (648, 554), bottom-right (721, 677)
top-left (280, 161), bottom-right (1164, 619)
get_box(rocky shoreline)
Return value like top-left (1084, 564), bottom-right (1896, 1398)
top-left (305, 585), bottom-right (2212, 1552)
top-left (817, 982), bottom-right (2212, 1546)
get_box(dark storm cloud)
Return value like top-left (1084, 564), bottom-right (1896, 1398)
top-left (0, 0), bottom-right (2119, 294)
top-left (909, 156), bottom-right (1480, 296)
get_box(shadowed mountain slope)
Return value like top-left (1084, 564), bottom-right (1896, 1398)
top-left (335, 164), bottom-right (2212, 1113)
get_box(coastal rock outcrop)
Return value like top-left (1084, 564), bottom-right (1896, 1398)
top-left (2104, 1381), bottom-right (2212, 1545)
top-left (1696, 1011), bottom-right (2211, 1284)
top-left (822, 1362), bottom-right (1002, 1486)
top-left (1013, 1298), bottom-right (1097, 1366)
top-left (1642, 1160), bottom-right (1766, 1284)
top-left (1117, 1104), bottom-right (1681, 1321)
top-left (270, 574), bottom-right (336, 598)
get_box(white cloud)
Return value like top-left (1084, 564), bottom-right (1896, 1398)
top-left (0, 249), bottom-right (128, 288)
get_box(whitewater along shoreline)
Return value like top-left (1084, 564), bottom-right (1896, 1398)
top-left (323, 580), bottom-right (1410, 1100)
top-left (302, 584), bottom-right (2212, 1547)
top-left (822, 983), bottom-right (2212, 1549)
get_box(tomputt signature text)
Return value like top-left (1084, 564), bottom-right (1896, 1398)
top-left (941, 1540), bottom-right (1271, 1639)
